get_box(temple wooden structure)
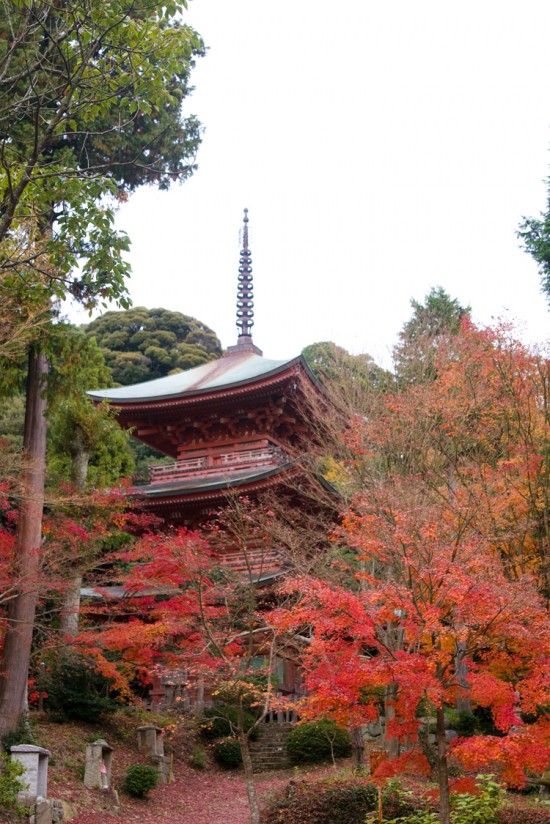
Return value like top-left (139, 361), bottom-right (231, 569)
top-left (89, 210), bottom-right (326, 583)
top-left (89, 210), bottom-right (328, 703)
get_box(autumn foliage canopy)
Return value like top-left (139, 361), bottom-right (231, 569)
top-left (272, 321), bottom-right (550, 788)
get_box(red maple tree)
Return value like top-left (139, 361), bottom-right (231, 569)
top-left (80, 503), bottom-right (281, 824)
top-left (270, 322), bottom-right (550, 824)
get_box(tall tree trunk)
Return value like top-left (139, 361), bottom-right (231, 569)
top-left (352, 725), bottom-right (365, 767)
top-left (195, 678), bottom-right (205, 712)
top-left (454, 642), bottom-right (472, 714)
top-left (436, 706), bottom-right (451, 824)
top-left (0, 347), bottom-right (48, 737)
top-left (59, 575), bottom-right (83, 638)
top-left (59, 448), bottom-right (89, 638)
top-left (384, 682), bottom-right (399, 758)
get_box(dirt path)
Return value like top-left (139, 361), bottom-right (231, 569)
top-left (70, 765), bottom-right (291, 824)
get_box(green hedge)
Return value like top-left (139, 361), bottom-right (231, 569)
top-left (286, 719), bottom-right (352, 765)
top-left (262, 777), bottom-right (417, 824)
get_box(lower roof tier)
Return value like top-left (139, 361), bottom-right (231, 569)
top-left (129, 461), bottom-right (337, 529)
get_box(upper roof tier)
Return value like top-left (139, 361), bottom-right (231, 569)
top-left (88, 350), bottom-right (310, 405)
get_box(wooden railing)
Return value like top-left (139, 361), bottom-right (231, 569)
top-left (263, 707), bottom-right (299, 724)
top-left (148, 444), bottom-right (287, 484)
top-left (219, 547), bottom-right (283, 577)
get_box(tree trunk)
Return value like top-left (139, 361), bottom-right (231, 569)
top-left (454, 643), bottom-right (472, 714)
top-left (239, 732), bottom-right (260, 824)
top-left (59, 575), bottom-right (83, 638)
top-left (0, 347), bottom-right (48, 737)
top-left (384, 682), bottom-right (399, 758)
top-left (59, 448), bottom-right (89, 638)
top-left (352, 725), bottom-right (365, 767)
top-left (436, 706), bottom-right (451, 824)
top-left (236, 700), bottom-right (260, 824)
top-left (195, 678), bottom-right (205, 712)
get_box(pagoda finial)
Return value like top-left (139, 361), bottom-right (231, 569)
top-left (227, 209), bottom-right (262, 356)
top-left (236, 207), bottom-right (254, 339)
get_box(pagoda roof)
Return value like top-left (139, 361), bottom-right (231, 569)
top-left (88, 351), bottom-right (312, 405)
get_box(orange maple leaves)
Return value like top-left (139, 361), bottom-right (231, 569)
top-left (272, 321), bottom-right (550, 787)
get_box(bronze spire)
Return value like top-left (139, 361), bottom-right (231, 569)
top-left (227, 208), bottom-right (263, 355)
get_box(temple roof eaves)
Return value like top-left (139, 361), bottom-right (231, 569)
top-left (88, 352), bottom-right (317, 406)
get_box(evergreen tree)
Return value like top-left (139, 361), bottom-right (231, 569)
top-left (393, 286), bottom-right (470, 384)
top-left (85, 307), bottom-right (222, 384)
top-left (0, 0), bottom-right (204, 736)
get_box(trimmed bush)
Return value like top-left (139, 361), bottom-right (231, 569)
top-left (122, 764), bottom-right (158, 798)
top-left (213, 737), bottom-right (242, 769)
top-left (286, 719), bottom-right (352, 765)
top-left (263, 776), bottom-right (433, 824)
top-left (200, 705), bottom-right (259, 741)
top-left (263, 777), bottom-right (396, 824)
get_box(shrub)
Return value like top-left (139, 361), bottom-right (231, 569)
top-left (385, 775), bottom-right (512, 824)
top-left (446, 709), bottom-right (501, 738)
top-left (0, 753), bottom-right (28, 817)
top-left (200, 705), bottom-right (259, 741)
top-left (286, 719), bottom-right (352, 765)
top-left (1, 716), bottom-right (36, 753)
top-left (213, 737), bottom-right (242, 769)
top-left (450, 711), bottom-right (479, 737)
top-left (122, 764), bottom-right (158, 798)
top-left (189, 744), bottom-right (207, 770)
top-left (499, 808), bottom-right (550, 824)
top-left (263, 777), bottom-right (380, 824)
top-left (386, 812), bottom-right (438, 824)
top-left (43, 655), bottom-right (119, 723)
top-left (451, 775), bottom-right (503, 824)
top-left (263, 775), bottom-right (427, 823)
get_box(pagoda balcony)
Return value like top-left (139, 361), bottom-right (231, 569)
top-left (219, 546), bottom-right (284, 578)
top-left (148, 443), bottom-right (288, 485)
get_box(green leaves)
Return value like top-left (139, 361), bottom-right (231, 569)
top-left (0, 0), bottom-right (204, 356)
top-left (84, 306), bottom-right (222, 384)
top-left (518, 210), bottom-right (550, 306)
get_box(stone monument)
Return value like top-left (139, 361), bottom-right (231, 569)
top-left (136, 725), bottom-right (174, 784)
top-left (84, 739), bottom-right (113, 790)
top-left (10, 744), bottom-right (50, 801)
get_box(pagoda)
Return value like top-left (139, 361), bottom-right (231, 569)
top-left (89, 210), bottom-right (324, 578)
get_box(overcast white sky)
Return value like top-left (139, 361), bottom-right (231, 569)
top-left (71, 0), bottom-right (550, 366)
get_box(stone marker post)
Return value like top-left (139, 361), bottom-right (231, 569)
top-left (84, 739), bottom-right (113, 790)
top-left (136, 725), bottom-right (174, 784)
top-left (137, 725), bottom-right (164, 757)
top-left (10, 744), bottom-right (50, 801)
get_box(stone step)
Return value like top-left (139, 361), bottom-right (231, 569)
top-left (249, 722), bottom-right (294, 772)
